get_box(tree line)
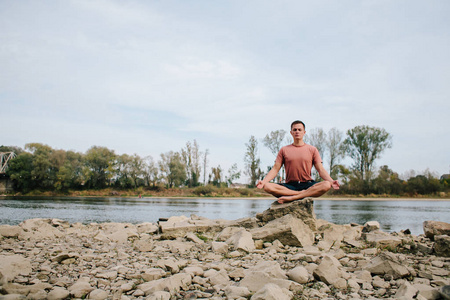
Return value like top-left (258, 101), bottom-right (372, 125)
top-left (2, 125), bottom-right (448, 196)
top-left (1, 140), bottom-right (241, 193)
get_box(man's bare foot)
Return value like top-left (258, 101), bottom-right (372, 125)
top-left (277, 195), bottom-right (302, 204)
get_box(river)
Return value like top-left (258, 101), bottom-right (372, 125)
top-left (1, 197), bottom-right (449, 235)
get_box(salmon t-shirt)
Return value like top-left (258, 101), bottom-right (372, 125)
top-left (275, 144), bottom-right (322, 182)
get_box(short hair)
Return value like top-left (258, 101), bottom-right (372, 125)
top-left (291, 120), bottom-right (306, 130)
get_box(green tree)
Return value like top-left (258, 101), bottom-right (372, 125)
top-left (263, 130), bottom-right (286, 182)
top-left (6, 152), bottom-right (34, 192)
top-left (181, 140), bottom-right (202, 187)
top-left (407, 170), bottom-right (441, 195)
top-left (159, 151), bottom-right (186, 188)
top-left (129, 154), bottom-right (144, 189)
top-left (115, 154), bottom-right (133, 188)
top-left (202, 149), bottom-right (209, 185)
top-left (306, 128), bottom-right (327, 181)
top-left (372, 165), bottom-right (404, 195)
top-left (326, 127), bottom-right (345, 179)
top-left (306, 128), bottom-right (327, 159)
top-left (244, 136), bottom-right (262, 187)
top-left (54, 150), bottom-right (84, 191)
top-left (210, 165), bottom-right (223, 187)
top-left (226, 163), bottom-right (241, 186)
top-left (142, 156), bottom-right (159, 187)
top-left (343, 125), bottom-right (392, 190)
top-left (84, 146), bottom-right (116, 189)
top-left (25, 143), bottom-right (55, 190)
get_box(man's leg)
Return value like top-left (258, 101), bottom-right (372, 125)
top-left (277, 181), bottom-right (332, 204)
top-left (263, 182), bottom-right (299, 198)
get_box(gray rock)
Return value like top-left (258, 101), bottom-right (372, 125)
top-left (287, 266), bottom-right (310, 284)
top-left (433, 235), bottom-right (450, 257)
top-left (362, 231), bottom-right (402, 248)
top-left (250, 214), bottom-right (314, 247)
top-left (423, 221), bottom-right (450, 240)
top-left (88, 289), bottom-right (109, 300)
top-left (363, 221), bottom-right (381, 232)
top-left (141, 273), bottom-right (192, 295)
top-left (364, 253), bottom-right (410, 279)
top-left (68, 278), bottom-right (94, 298)
top-left (226, 229), bottom-right (255, 252)
top-left (211, 241), bottom-right (229, 254)
top-left (224, 285), bottom-right (252, 299)
top-left (0, 255), bottom-right (32, 282)
top-left (256, 197), bottom-right (316, 230)
top-left (0, 225), bottom-right (24, 238)
top-left (439, 285), bottom-right (450, 300)
top-left (47, 287), bottom-right (70, 300)
top-left (313, 255), bottom-right (343, 285)
top-left (250, 283), bottom-right (293, 300)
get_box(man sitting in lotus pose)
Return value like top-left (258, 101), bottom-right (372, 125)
top-left (256, 120), bottom-right (340, 204)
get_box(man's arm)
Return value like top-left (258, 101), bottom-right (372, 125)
top-left (314, 162), bottom-right (340, 190)
top-left (256, 161), bottom-right (282, 189)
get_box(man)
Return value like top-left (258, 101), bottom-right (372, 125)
top-left (257, 120), bottom-right (340, 203)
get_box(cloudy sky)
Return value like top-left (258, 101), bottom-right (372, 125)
top-left (1, 0), bottom-right (449, 182)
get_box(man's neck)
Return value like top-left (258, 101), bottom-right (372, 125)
top-left (292, 139), bottom-right (305, 146)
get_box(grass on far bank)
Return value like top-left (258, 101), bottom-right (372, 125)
top-left (5, 185), bottom-right (449, 199)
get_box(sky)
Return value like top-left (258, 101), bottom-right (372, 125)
top-left (1, 0), bottom-right (449, 183)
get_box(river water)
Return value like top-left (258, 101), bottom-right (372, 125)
top-left (0, 197), bottom-right (449, 235)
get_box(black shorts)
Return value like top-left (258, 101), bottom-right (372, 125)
top-left (279, 180), bottom-right (317, 191)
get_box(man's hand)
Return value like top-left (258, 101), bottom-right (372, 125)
top-left (331, 180), bottom-right (340, 190)
top-left (256, 180), bottom-right (265, 189)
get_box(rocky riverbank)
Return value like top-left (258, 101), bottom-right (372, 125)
top-left (0, 198), bottom-right (449, 300)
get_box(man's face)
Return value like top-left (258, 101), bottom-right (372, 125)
top-left (290, 123), bottom-right (305, 140)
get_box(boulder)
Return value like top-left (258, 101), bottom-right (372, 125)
top-left (0, 255), bottom-right (32, 282)
top-left (226, 229), bottom-right (255, 252)
top-left (146, 291), bottom-right (171, 300)
top-left (211, 241), bottom-right (229, 254)
top-left (433, 235), bottom-right (450, 257)
top-left (256, 197), bottom-right (316, 230)
top-left (159, 215), bottom-right (228, 239)
top-left (239, 271), bottom-right (298, 293)
top-left (141, 268), bottom-right (165, 282)
top-left (250, 214), bottom-right (314, 247)
top-left (47, 287), bottom-right (70, 300)
top-left (247, 261), bottom-right (287, 280)
top-left (0, 225), bottom-right (24, 238)
top-left (99, 222), bottom-right (139, 243)
top-left (250, 283), bottom-right (293, 300)
top-left (423, 221), bottom-right (450, 240)
top-left (227, 217), bottom-right (259, 229)
top-left (137, 273), bottom-right (192, 295)
top-left (239, 261), bottom-right (296, 293)
top-left (18, 218), bottom-right (65, 240)
top-left (215, 227), bottom-right (243, 241)
top-left (363, 221), bottom-right (381, 232)
top-left (88, 289), bottom-right (109, 300)
top-left (136, 222), bottom-right (159, 234)
top-left (313, 255), bottom-right (343, 286)
top-left (438, 285), bottom-right (450, 300)
top-left (364, 253), bottom-right (410, 279)
top-left (287, 266), bottom-right (310, 284)
top-left (414, 283), bottom-right (441, 299)
top-left (395, 281), bottom-right (418, 299)
top-left (363, 231), bottom-right (402, 248)
top-left (224, 285), bottom-right (252, 299)
top-left (68, 278), bottom-right (94, 298)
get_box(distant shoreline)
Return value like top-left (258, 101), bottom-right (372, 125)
top-left (1, 195), bottom-right (449, 201)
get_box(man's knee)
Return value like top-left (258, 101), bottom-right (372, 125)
top-left (263, 182), bottom-right (276, 193)
top-left (317, 181), bottom-right (332, 192)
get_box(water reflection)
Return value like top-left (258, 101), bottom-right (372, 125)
top-left (1, 197), bottom-right (449, 235)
